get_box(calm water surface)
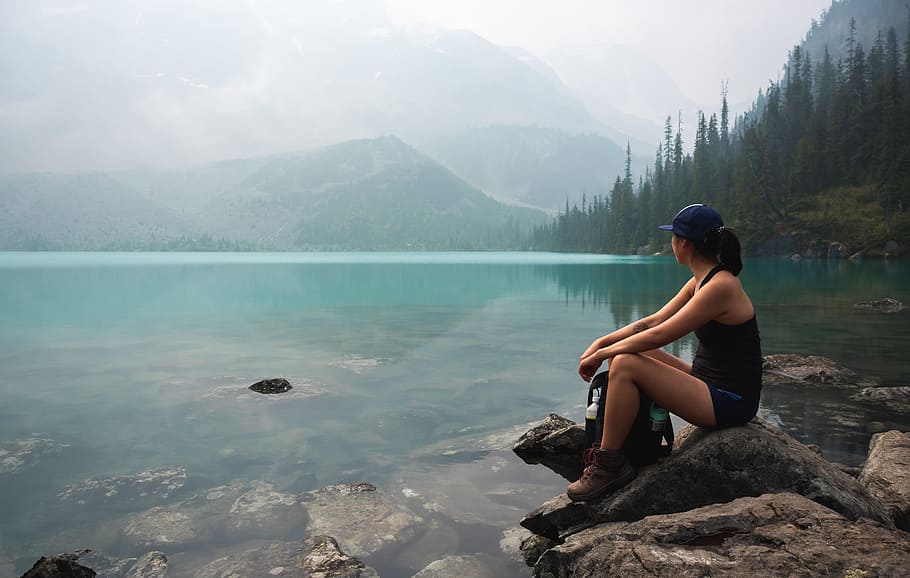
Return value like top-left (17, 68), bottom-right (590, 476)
top-left (1, 252), bottom-right (908, 576)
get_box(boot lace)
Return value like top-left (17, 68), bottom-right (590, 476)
top-left (582, 446), bottom-right (600, 467)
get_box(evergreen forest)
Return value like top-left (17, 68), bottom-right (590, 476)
top-left (531, 16), bottom-right (910, 256)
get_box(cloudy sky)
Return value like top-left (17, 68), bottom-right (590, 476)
top-left (385, 0), bottom-right (833, 108)
top-left (1, 0), bottom-right (838, 172)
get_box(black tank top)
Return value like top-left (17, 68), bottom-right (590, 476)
top-left (690, 265), bottom-right (763, 400)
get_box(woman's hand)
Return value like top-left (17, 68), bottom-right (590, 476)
top-left (578, 352), bottom-right (604, 382)
top-left (580, 337), bottom-right (604, 360)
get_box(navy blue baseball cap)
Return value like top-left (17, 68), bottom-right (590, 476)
top-left (659, 203), bottom-right (724, 240)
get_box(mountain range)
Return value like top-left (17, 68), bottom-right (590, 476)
top-left (0, 136), bottom-right (546, 251)
top-left (5, 1), bottom-right (896, 251)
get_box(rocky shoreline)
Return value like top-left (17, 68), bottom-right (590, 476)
top-left (513, 354), bottom-right (910, 577)
top-left (6, 354), bottom-right (910, 577)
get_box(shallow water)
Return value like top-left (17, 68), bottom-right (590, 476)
top-left (1, 252), bottom-right (908, 576)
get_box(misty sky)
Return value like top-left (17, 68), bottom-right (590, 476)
top-left (386, 0), bottom-right (833, 108)
top-left (1, 0), bottom-right (837, 172)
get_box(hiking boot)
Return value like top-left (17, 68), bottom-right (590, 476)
top-left (566, 447), bottom-right (636, 502)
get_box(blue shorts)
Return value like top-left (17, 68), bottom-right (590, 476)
top-left (707, 384), bottom-right (759, 427)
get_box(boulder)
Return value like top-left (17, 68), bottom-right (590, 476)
top-left (20, 550), bottom-right (96, 578)
top-left (248, 378), bottom-right (293, 394)
top-left (519, 419), bottom-right (892, 540)
top-left (533, 493), bottom-right (910, 578)
top-left (853, 298), bottom-right (906, 314)
top-left (859, 430), bottom-right (910, 531)
top-left (762, 353), bottom-right (881, 387)
top-left (301, 482), bottom-right (422, 558)
top-left (512, 414), bottom-right (585, 481)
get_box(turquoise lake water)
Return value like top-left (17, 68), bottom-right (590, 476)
top-left (1, 252), bottom-right (909, 576)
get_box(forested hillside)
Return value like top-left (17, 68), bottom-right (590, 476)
top-left (532, 2), bottom-right (910, 257)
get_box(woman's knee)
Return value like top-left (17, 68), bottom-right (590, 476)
top-left (608, 353), bottom-right (643, 377)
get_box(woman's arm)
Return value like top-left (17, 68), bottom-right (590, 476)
top-left (580, 278), bottom-right (697, 359)
top-left (579, 277), bottom-right (733, 380)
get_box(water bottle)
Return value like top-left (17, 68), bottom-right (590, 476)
top-left (649, 402), bottom-right (668, 432)
top-left (586, 386), bottom-right (601, 425)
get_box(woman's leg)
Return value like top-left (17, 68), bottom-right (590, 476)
top-left (642, 348), bottom-right (692, 374)
top-left (601, 352), bottom-right (715, 451)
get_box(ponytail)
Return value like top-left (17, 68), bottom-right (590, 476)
top-left (696, 226), bottom-right (743, 275)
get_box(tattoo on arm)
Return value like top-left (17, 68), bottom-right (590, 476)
top-left (632, 321), bottom-right (648, 334)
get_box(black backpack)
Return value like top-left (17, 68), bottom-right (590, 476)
top-left (584, 371), bottom-right (674, 467)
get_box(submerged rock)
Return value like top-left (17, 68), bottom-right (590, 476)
top-left (519, 418), bottom-right (892, 540)
top-left (225, 481), bottom-right (304, 539)
top-left (123, 507), bottom-right (203, 548)
top-left (193, 538), bottom-right (377, 578)
top-left (859, 430), bottom-right (910, 531)
top-left (411, 554), bottom-right (505, 578)
top-left (73, 551), bottom-right (136, 578)
top-left (20, 550), bottom-right (96, 578)
top-left (301, 482), bottom-right (423, 558)
top-left (853, 297), bottom-right (906, 313)
top-left (57, 467), bottom-right (186, 510)
top-left (248, 378), bottom-right (293, 394)
top-left (194, 542), bottom-right (305, 578)
top-left (0, 438), bottom-right (67, 477)
top-left (762, 354), bottom-right (881, 387)
top-left (853, 385), bottom-right (910, 414)
top-left (533, 493), bottom-right (910, 578)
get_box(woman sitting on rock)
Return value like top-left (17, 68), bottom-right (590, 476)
top-left (567, 203), bottom-right (762, 502)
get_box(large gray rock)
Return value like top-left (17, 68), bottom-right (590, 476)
top-left (520, 419), bottom-right (892, 540)
top-left (512, 414), bottom-right (585, 481)
top-left (860, 430), bottom-right (910, 531)
top-left (533, 493), bottom-right (910, 578)
top-left (301, 483), bottom-right (423, 558)
top-left (57, 467), bottom-right (186, 511)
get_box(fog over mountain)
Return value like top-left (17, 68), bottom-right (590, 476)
top-left (0, 0), bottom-right (847, 250)
top-left (541, 43), bottom-right (701, 152)
top-left (1, 0), bottom-right (643, 174)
